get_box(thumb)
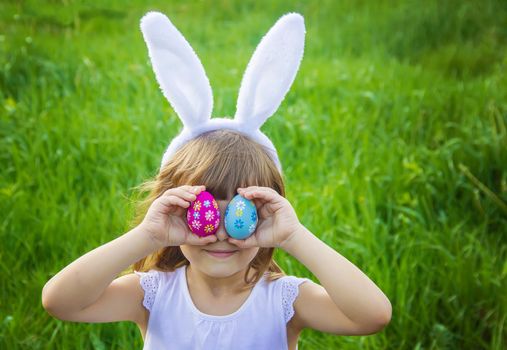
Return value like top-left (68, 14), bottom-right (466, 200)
top-left (156, 194), bottom-right (190, 215)
top-left (228, 236), bottom-right (258, 249)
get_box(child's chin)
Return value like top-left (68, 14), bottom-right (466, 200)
top-left (201, 263), bottom-right (244, 278)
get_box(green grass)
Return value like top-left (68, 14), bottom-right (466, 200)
top-left (1, 0), bottom-right (506, 348)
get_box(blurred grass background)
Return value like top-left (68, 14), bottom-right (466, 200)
top-left (1, 0), bottom-right (506, 348)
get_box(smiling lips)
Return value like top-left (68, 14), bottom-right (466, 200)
top-left (205, 249), bottom-right (238, 258)
top-left (206, 250), bottom-right (238, 253)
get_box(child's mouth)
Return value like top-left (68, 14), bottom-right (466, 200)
top-left (204, 250), bottom-right (238, 258)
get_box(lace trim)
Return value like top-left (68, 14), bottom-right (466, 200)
top-left (134, 270), bottom-right (160, 311)
top-left (282, 277), bottom-right (310, 323)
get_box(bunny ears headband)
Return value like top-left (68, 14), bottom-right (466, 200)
top-left (140, 11), bottom-right (306, 173)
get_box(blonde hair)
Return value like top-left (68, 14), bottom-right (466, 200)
top-left (122, 129), bottom-right (286, 287)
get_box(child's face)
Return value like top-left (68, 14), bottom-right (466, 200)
top-left (180, 197), bottom-right (260, 279)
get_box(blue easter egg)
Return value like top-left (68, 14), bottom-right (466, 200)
top-left (224, 194), bottom-right (258, 239)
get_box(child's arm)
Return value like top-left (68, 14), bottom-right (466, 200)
top-left (281, 225), bottom-right (392, 335)
top-left (42, 185), bottom-right (215, 323)
top-left (231, 186), bottom-right (392, 335)
top-left (41, 225), bottom-right (158, 322)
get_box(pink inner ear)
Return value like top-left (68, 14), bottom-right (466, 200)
top-left (187, 191), bottom-right (220, 236)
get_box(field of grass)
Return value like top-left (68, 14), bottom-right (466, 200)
top-left (1, 0), bottom-right (506, 348)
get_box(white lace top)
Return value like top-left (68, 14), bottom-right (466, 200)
top-left (134, 265), bottom-right (311, 350)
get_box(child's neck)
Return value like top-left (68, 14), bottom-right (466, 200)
top-left (186, 265), bottom-right (256, 297)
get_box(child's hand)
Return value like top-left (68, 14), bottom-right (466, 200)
top-left (139, 185), bottom-right (218, 248)
top-left (227, 186), bottom-right (303, 249)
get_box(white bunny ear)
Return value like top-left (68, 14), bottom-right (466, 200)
top-left (140, 12), bottom-right (213, 129)
top-left (234, 13), bottom-right (305, 130)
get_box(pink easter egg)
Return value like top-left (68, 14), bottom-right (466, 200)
top-left (186, 191), bottom-right (220, 237)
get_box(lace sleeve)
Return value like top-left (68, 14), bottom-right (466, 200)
top-left (281, 276), bottom-right (312, 323)
top-left (134, 270), bottom-right (160, 312)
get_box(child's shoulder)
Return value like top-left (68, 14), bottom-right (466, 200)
top-left (134, 266), bottom-right (182, 277)
top-left (260, 273), bottom-right (313, 324)
top-left (261, 273), bottom-right (313, 301)
top-left (135, 266), bottom-right (183, 284)
top-left (264, 273), bottom-right (312, 287)
top-left (133, 266), bottom-right (183, 310)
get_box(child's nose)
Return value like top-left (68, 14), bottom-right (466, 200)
top-left (215, 222), bottom-right (229, 241)
top-left (215, 200), bottom-right (230, 241)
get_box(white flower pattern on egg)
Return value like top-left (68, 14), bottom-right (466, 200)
top-left (192, 220), bottom-right (201, 229)
top-left (236, 200), bottom-right (246, 210)
top-left (205, 210), bottom-right (215, 221)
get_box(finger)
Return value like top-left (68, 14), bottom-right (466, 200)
top-left (240, 187), bottom-right (279, 202)
top-left (244, 190), bottom-right (285, 217)
top-left (238, 190), bottom-right (271, 214)
top-left (251, 197), bottom-right (269, 211)
top-left (238, 186), bottom-right (277, 194)
top-left (163, 187), bottom-right (197, 202)
top-left (179, 184), bottom-right (205, 192)
top-left (227, 235), bottom-right (258, 249)
top-left (190, 185), bottom-right (206, 194)
top-left (176, 185), bottom-right (194, 192)
top-left (186, 233), bottom-right (217, 246)
top-left (163, 185), bottom-right (204, 197)
top-left (237, 186), bottom-right (260, 194)
top-left (159, 195), bottom-right (190, 210)
top-left (180, 185), bottom-right (206, 202)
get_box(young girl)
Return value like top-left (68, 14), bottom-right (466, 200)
top-left (41, 12), bottom-right (391, 350)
